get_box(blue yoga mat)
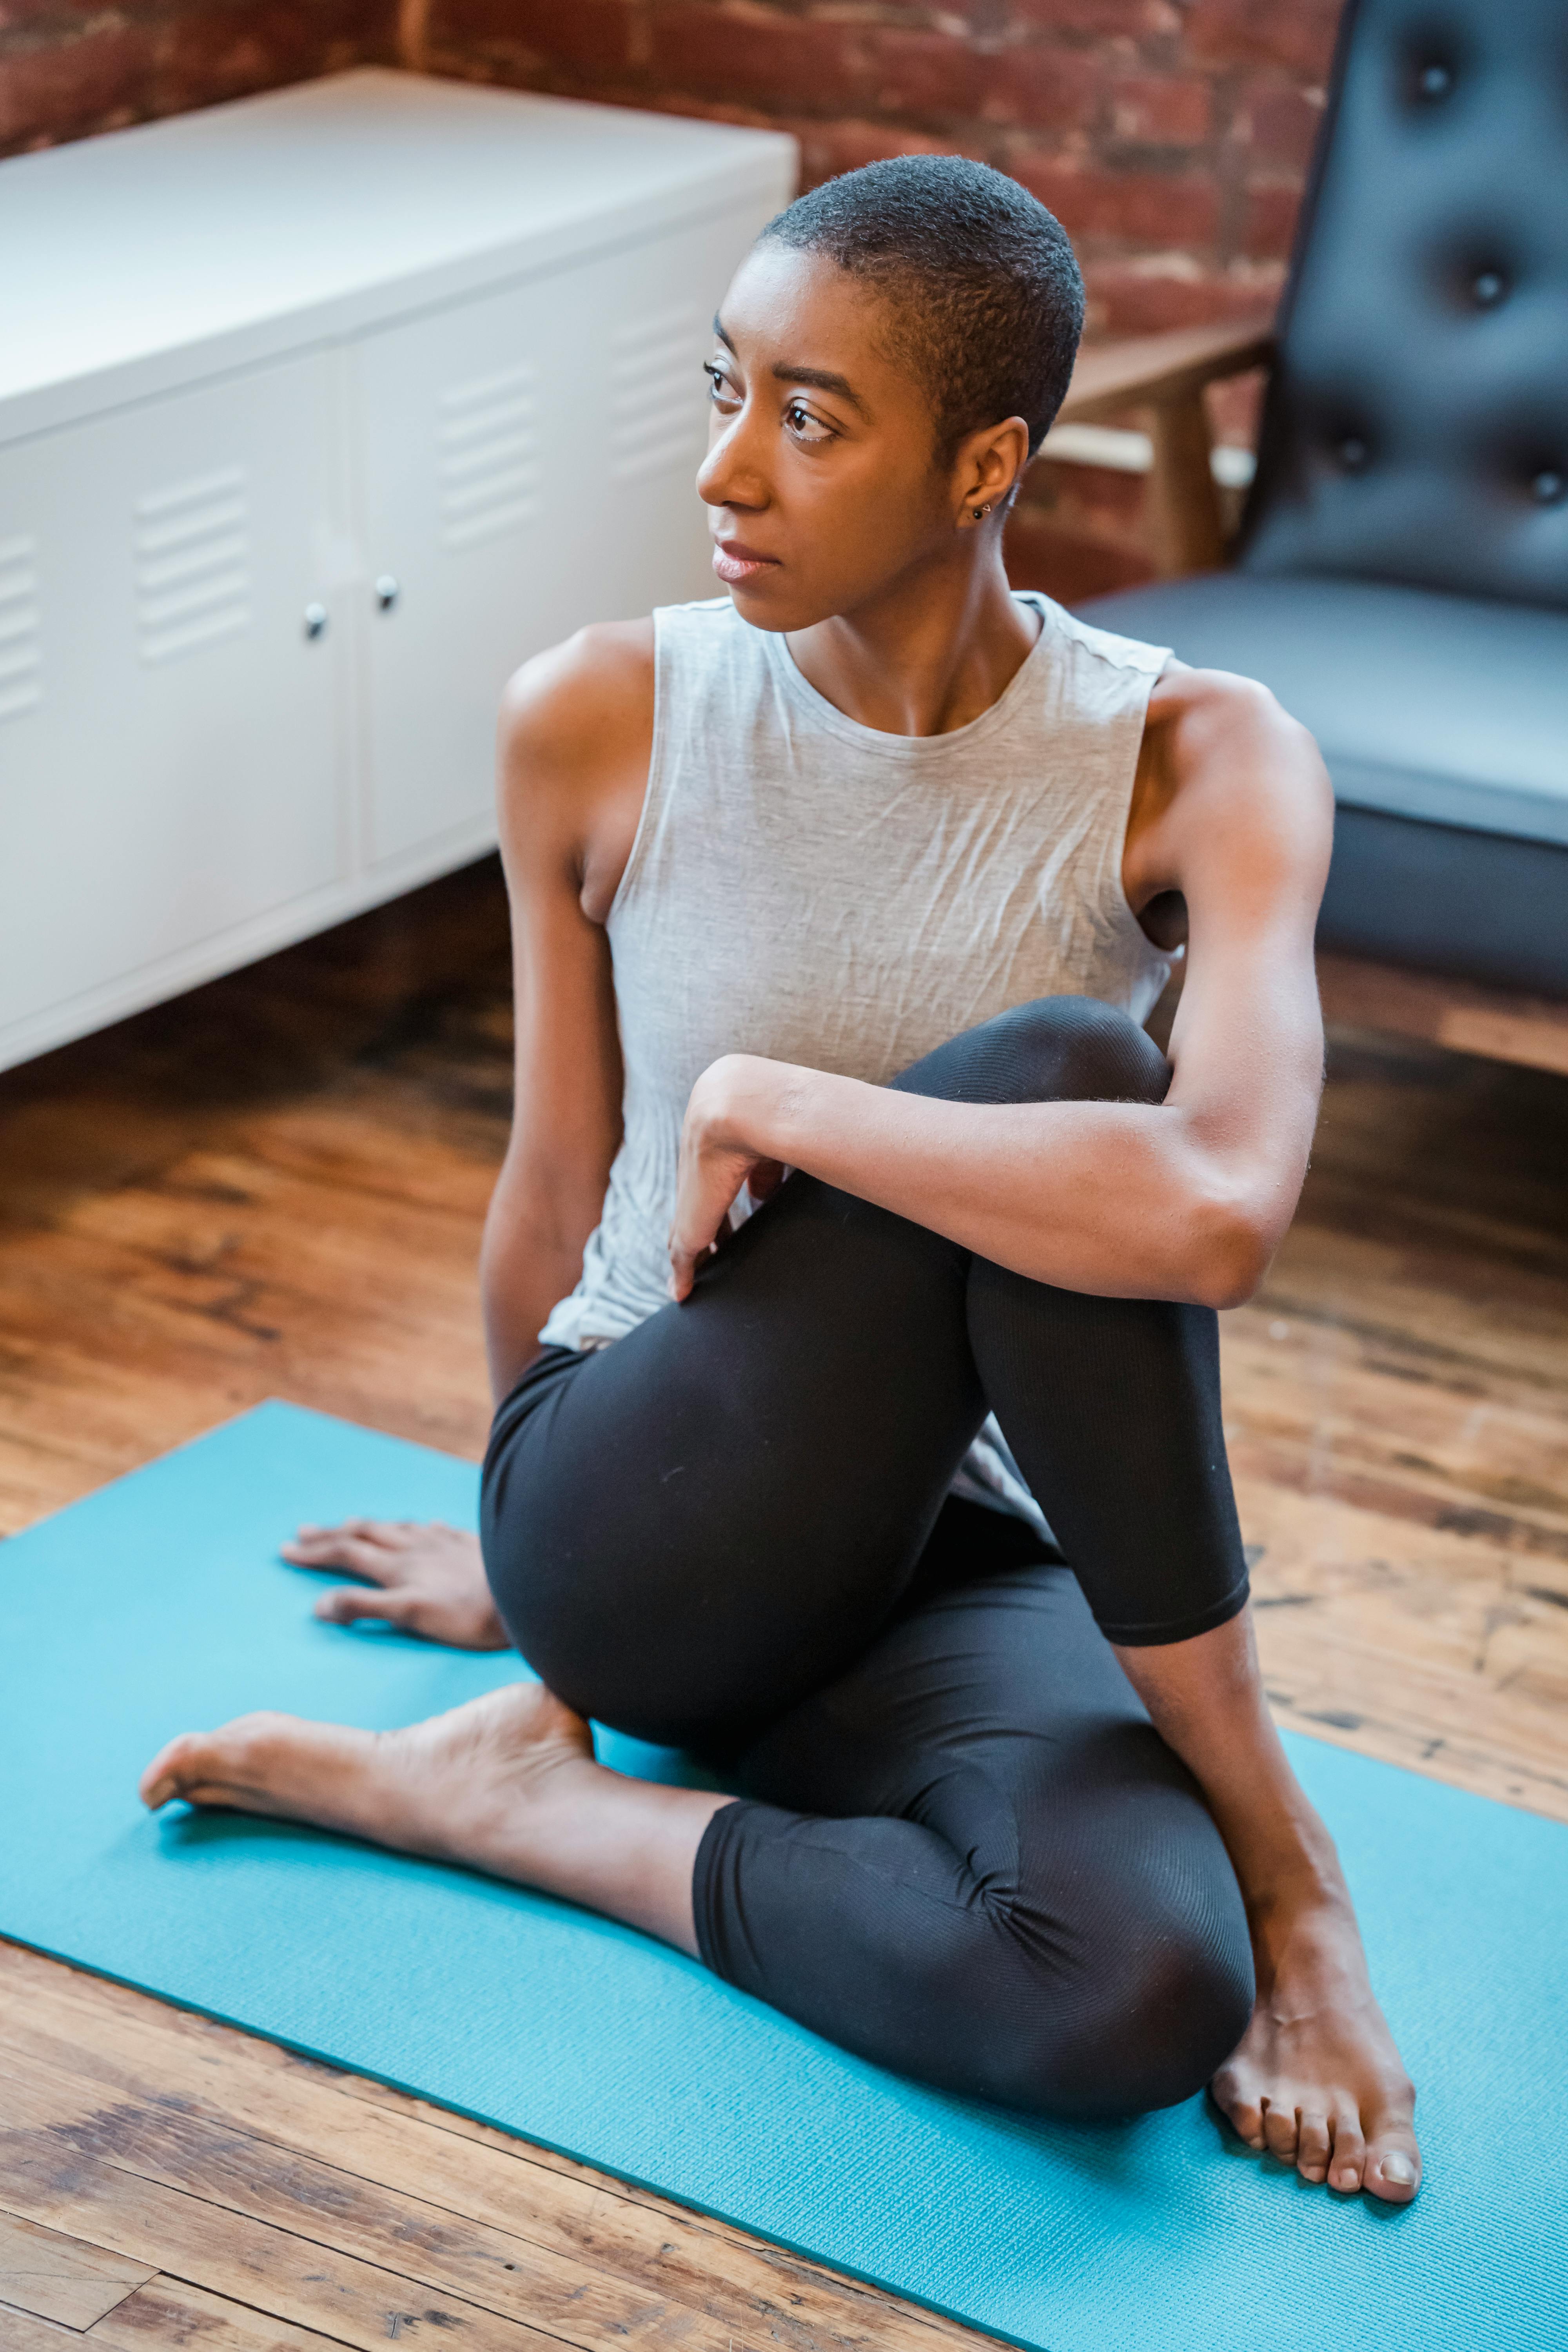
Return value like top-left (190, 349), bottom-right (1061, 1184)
top-left (1, 1402), bottom-right (1563, 2350)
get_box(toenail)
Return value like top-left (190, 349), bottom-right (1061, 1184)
top-left (1379, 2153), bottom-right (1417, 2185)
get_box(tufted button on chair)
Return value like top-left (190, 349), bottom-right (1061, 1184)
top-left (1053, 0), bottom-right (1568, 1059)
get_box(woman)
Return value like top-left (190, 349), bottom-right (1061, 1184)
top-left (142, 158), bottom-right (1420, 2201)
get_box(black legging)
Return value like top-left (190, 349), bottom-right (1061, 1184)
top-left (481, 997), bottom-right (1255, 2119)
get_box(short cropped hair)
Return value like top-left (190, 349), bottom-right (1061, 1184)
top-left (759, 156), bottom-right (1084, 462)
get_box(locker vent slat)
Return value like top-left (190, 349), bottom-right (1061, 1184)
top-left (134, 467), bottom-right (252, 664)
top-left (438, 361), bottom-right (541, 548)
top-left (608, 303), bottom-right (709, 485)
top-left (0, 533), bottom-right (42, 720)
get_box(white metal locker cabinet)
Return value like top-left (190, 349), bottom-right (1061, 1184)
top-left (352, 210), bottom-right (745, 870)
top-left (0, 70), bottom-right (796, 1071)
top-left (0, 352), bottom-right (346, 1058)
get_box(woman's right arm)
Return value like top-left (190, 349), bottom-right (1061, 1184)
top-left (479, 623), bottom-right (655, 1401)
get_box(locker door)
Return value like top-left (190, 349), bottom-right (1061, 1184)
top-left (589, 212), bottom-right (761, 622)
top-left (0, 350), bottom-right (346, 1055)
top-left (353, 209), bottom-right (755, 869)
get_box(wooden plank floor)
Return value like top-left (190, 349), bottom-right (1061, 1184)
top-left (1, 855), bottom-right (1565, 2348)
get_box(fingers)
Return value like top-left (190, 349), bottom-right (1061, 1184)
top-left (281, 1521), bottom-right (413, 1581)
top-left (668, 1126), bottom-right (762, 1299)
top-left (298, 1517), bottom-right (415, 1542)
top-left (746, 1157), bottom-right (787, 1204)
top-left (298, 1517), bottom-right (420, 1546)
top-left (666, 1232), bottom-right (713, 1303)
top-left (312, 1583), bottom-right (421, 1632)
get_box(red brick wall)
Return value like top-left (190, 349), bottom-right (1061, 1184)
top-left (408, 2), bottom-right (1342, 340)
top-left (0, 2), bottom-right (396, 156)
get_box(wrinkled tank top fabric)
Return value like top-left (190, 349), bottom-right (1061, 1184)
top-left (540, 591), bottom-right (1173, 1536)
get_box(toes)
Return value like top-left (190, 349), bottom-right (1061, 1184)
top-left (1364, 2136), bottom-right (1421, 2203)
top-left (1261, 2100), bottom-right (1301, 2166)
top-left (138, 1711), bottom-right (288, 1811)
top-left (1296, 2111), bottom-right (1332, 2183)
top-left (1327, 2114), bottom-right (1366, 2194)
top-left (1210, 2069), bottom-right (1269, 2152)
top-left (139, 1726), bottom-right (239, 1809)
top-left (139, 1730), bottom-right (205, 1809)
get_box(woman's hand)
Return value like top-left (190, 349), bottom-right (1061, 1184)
top-left (669, 1055), bottom-right (790, 1301)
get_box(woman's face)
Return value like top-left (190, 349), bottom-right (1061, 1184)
top-left (696, 242), bottom-right (991, 632)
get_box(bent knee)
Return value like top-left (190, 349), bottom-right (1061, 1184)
top-left (968, 1904), bottom-right (1254, 2121)
top-left (1053, 1926), bottom-right (1254, 2119)
top-left (1004, 996), bottom-right (1171, 1110)
top-left (893, 996), bottom-right (1170, 1113)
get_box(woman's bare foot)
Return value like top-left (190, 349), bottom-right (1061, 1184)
top-left (281, 1518), bottom-right (509, 1650)
top-left (1116, 1615), bottom-right (1420, 2205)
top-left (139, 1682), bottom-right (728, 1952)
top-left (1212, 1877), bottom-right (1420, 2203)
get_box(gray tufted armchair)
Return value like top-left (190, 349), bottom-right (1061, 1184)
top-left (1060, 0), bottom-right (1568, 1074)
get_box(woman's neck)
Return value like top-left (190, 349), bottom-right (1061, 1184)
top-left (784, 544), bottom-right (1040, 738)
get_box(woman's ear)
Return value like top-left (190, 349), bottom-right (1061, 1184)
top-left (954, 415), bottom-right (1031, 526)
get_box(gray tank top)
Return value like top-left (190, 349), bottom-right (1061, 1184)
top-left (541, 590), bottom-right (1172, 1531)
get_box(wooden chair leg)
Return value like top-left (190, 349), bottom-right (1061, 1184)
top-left (1145, 392), bottom-right (1227, 577)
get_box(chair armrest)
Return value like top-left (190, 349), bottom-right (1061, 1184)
top-left (1056, 316), bottom-right (1276, 426)
top-left (1046, 315), bottom-right (1275, 581)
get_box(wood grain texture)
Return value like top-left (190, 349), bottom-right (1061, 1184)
top-left (0, 2212), bottom-right (152, 2331)
top-left (0, 2306), bottom-right (78, 2348)
top-left (1056, 318), bottom-right (1275, 424)
top-left (86, 2275), bottom-right (429, 2350)
top-left (0, 853), bottom-right (1564, 2342)
top-left (1144, 394), bottom-right (1227, 576)
top-left (0, 1967), bottom-right (913, 2352)
top-left (0, 1940), bottom-right (971, 2352)
top-left (1225, 1029), bottom-right (1568, 1819)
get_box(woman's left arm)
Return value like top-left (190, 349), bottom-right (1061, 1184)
top-left (668, 670), bottom-right (1334, 1310)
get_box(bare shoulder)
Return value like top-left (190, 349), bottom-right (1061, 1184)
top-left (1131, 662), bottom-right (1332, 893)
top-left (496, 619), bottom-right (655, 905)
top-left (1147, 661), bottom-right (1322, 779)
top-left (499, 617), bottom-right (655, 775)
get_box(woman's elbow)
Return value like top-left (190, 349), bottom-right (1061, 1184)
top-left (1185, 1186), bottom-right (1276, 1310)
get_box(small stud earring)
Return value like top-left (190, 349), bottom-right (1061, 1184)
top-left (971, 502), bottom-right (991, 521)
